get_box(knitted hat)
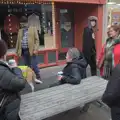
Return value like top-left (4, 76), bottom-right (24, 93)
top-left (67, 48), bottom-right (80, 59)
top-left (0, 40), bottom-right (7, 58)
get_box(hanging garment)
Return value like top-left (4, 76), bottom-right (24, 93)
top-left (28, 13), bottom-right (41, 33)
top-left (4, 15), bottom-right (20, 34)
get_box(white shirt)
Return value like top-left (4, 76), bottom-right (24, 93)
top-left (28, 13), bottom-right (41, 33)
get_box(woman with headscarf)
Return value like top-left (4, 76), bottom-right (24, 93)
top-left (97, 25), bottom-right (120, 79)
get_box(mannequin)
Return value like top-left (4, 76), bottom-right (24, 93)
top-left (82, 16), bottom-right (98, 76)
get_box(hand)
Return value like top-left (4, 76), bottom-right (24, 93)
top-left (57, 75), bottom-right (63, 81)
top-left (33, 51), bottom-right (38, 55)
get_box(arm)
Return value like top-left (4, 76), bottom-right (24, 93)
top-left (34, 27), bottom-right (40, 51)
top-left (97, 44), bottom-right (106, 68)
top-left (0, 68), bottom-right (26, 92)
top-left (62, 67), bottom-right (81, 85)
top-left (83, 28), bottom-right (92, 59)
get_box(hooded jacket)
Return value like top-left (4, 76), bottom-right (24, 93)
top-left (61, 55), bottom-right (87, 85)
top-left (83, 16), bottom-right (98, 60)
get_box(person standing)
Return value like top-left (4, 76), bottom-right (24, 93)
top-left (82, 16), bottom-right (98, 76)
top-left (97, 25), bottom-right (120, 79)
top-left (16, 16), bottom-right (42, 82)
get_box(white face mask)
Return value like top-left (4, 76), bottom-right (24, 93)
top-left (91, 21), bottom-right (96, 27)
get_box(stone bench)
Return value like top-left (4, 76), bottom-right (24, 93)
top-left (20, 76), bottom-right (107, 120)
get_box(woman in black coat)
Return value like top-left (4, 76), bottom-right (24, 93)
top-left (102, 64), bottom-right (120, 120)
top-left (82, 16), bottom-right (98, 76)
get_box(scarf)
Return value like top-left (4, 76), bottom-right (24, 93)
top-left (103, 38), bottom-right (120, 79)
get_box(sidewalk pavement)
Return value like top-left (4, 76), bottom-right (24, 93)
top-left (21, 65), bottom-right (110, 120)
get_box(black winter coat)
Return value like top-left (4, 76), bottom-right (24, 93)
top-left (83, 27), bottom-right (96, 60)
top-left (102, 64), bottom-right (120, 120)
top-left (61, 55), bottom-right (87, 85)
top-left (102, 64), bottom-right (120, 108)
top-left (0, 61), bottom-right (26, 120)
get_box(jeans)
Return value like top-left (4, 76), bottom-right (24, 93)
top-left (22, 48), bottom-right (41, 79)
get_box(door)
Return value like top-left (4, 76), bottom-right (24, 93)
top-left (58, 9), bottom-right (74, 60)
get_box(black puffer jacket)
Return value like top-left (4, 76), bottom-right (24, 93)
top-left (0, 61), bottom-right (26, 119)
top-left (61, 55), bottom-right (87, 85)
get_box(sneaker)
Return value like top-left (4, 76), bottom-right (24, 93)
top-left (35, 78), bottom-right (43, 84)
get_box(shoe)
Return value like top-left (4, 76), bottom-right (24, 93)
top-left (35, 78), bottom-right (43, 84)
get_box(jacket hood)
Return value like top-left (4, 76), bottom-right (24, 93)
top-left (88, 16), bottom-right (98, 30)
top-left (72, 55), bottom-right (87, 68)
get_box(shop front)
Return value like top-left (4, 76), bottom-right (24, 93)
top-left (2, 0), bottom-right (106, 67)
top-left (107, 1), bottom-right (120, 26)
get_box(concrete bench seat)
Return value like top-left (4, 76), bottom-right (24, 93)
top-left (20, 76), bottom-right (107, 120)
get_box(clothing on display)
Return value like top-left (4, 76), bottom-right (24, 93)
top-left (4, 14), bottom-right (20, 34)
top-left (28, 13), bottom-right (41, 33)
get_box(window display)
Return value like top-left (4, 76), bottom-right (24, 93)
top-left (0, 3), bottom-right (55, 49)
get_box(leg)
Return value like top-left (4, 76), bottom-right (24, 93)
top-left (89, 55), bottom-right (97, 76)
top-left (22, 49), bottom-right (31, 67)
top-left (27, 67), bottom-right (43, 84)
top-left (31, 55), bottom-right (41, 80)
top-left (28, 82), bottom-right (35, 92)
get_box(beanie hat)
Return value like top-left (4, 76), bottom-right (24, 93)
top-left (68, 48), bottom-right (80, 59)
top-left (0, 40), bottom-right (7, 58)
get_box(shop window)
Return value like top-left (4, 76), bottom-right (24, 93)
top-left (18, 54), bottom-right (44, 65)
top-left (37, 54), bottom-right (44, 64)
top-left (0, 3), bottom-right (55, 51)
top-left (48, 51), bottom-right (56, 63)
top-left (60, 9), bottom-right (74, 48)
top-left (58, 52), bottom-right (67, 60)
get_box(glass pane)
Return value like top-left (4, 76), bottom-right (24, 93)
top-left (48, 51), bottom-right (56, 63)
top-left (60, 9), bottom-right (74, 48)
top-left (37, 54), bottom-right (44, 64)
top-left (58, 52), bottom-right (67, 60)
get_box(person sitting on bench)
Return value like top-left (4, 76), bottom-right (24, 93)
top-left (50, 48), bottom-right (87, 87)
